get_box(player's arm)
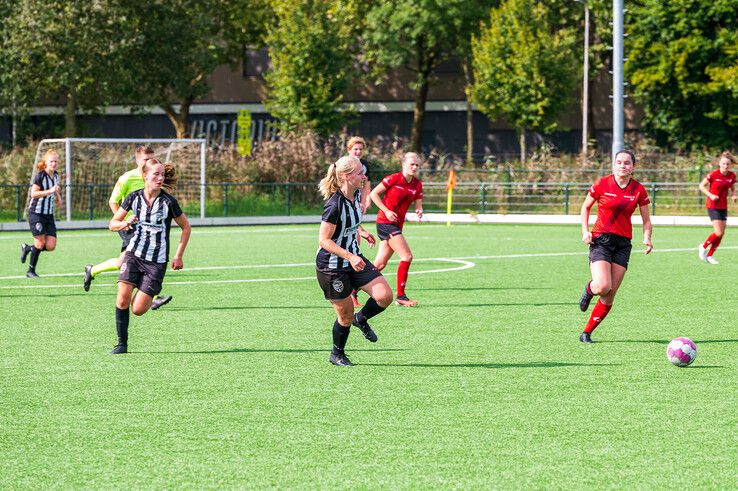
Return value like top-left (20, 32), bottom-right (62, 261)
top-left (731, 183), bottom-right (736, 203)
top-left (698, 177), bottom-right (718, 201)
top-left (361, 179), bottom-right (372, 213)
top-left (413, 199), bottom-right (423, 219)
top-left (357, 225), bottom-right (376, 249)
top-left (171, 213), bottom-right (191, 270)
top-left (370, 182), bottom-right (397, 222)
top-left (54, 185), bottom-right (63, 207)
top-left (29, 183), bottom-right (58, 199)
top-left (639, 204), bottom-right (653, 254)
top-left (108, 177), bottom-right (124, 214)
top-left (319, 221), bottom-right (365, 272)
top-left (109, 205), bottom-right (136, 232)
top-left (580, 194), bottom-right (596, 244)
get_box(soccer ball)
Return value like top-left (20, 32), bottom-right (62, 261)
top-left (666, 337), bottom-right (697, 367)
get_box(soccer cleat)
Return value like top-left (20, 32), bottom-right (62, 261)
top-left (83, 264), bottom-right (94, 292)
top-left (329, 351), bottom-right (353, 366)
top-left (395, 294), bottom-right (418, 307)
top-left (579, 281), bottom-right (594, 312)
top-left (26, 270), bottom-right (39, 278)
top-left (579, 332), bottom-right (593, 344)
top-left (698, 244), bottom-right (708, 262)
top-left (151, 295), bottom-right (173, 310)
top-left (351, 290), bottom-right (361, 308)
top-left (706, 256), bottom-right (719, 265)
top-left (352, 313), bottom-right (378, 342)
top-left (20, 243), bottom-right (31, 264)
top-left (111, 344), bottom-right (128, 354)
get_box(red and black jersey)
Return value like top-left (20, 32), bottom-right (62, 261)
top-left (589, 175), bottom-right (650, 239)
top-left (375, 172), bottom-right (423, 228)
top-left (705, 169), bottom-right (736, 209)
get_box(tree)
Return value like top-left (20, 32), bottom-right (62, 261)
top-left (627, 0), bottom-right (738, 150)
top-left (263, 0), bottom-right (357, 136)
top-left (0, 0), bottom-right (128, 137)
top-left (471, 0), bottom-right (579, 162)
top-left (363, 0), bottom-right (475, 153)
top-left (122, 0), bottom-right (271, 138)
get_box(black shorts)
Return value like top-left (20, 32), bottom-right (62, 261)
top-left (707, 208), bottom-right (728, 221)
top-left (28, 212), bottom-right (56, 237)
top-left (316, 255), bottom-right (382, 300)
top-left (589, 233), bottom-right (632, 269)
top-left (376, 223), bottom-right (403, 241)
top-left (118, 252), bottom-right (167, 297)
top-left (119, 228), bottom-right (135, 251)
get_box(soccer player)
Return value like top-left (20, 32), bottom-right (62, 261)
top-left (21, 150), bottom-right (62, 278)
top-left (369, 152), bottom-right (424, 307)
top-left (83, 145), bottom-right (172, 310)
top-left (347, 136), bottom-right (372, 308)
top-left (316, 155), bottom-right (393, 366)
top-left (697, 151), bottom-right (737, 265)
top-left (578, 149), bottom-right (653, 343)
top-left (108, 158), bottom-right (191, 354)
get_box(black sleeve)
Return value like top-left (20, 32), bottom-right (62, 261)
top-left (168, 195), bottom-right (183, 219)
top-left (360, 158), bottom-right (371, 183)
top-left (32, 172), bottom-right (44, 187)
top-left (120, 193), bottom-right (135, 211)
top-left (321, 195), bottom-right (340, 224)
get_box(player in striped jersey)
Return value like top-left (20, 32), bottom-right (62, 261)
top-left (346, 136), bottom-right (373, 308)
top-left (370, 152), bottom-right (424, 307)
top-left (578, 150), bottom-right (653, 343)
top-left (316, 156), bottom-right (393, 366)
top-left (20, 150), bottom-right (62, 278)
top-left (83, 146), bottom-right (173, 310)
top-left (108, 158), bottom-right (191, 354)
top-left (697, 151), bottom-right (737, 265)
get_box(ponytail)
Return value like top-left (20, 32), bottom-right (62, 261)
top-left (318, 156), bottom-right (359, 199)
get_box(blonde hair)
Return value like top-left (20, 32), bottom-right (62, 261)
top-left (403, 152), bottom-right (420, 164)
top-left (142, 158), bottom-right (177, 192)
top-left (318, 156), bottom-right (359, 199)
top-left (35, 149), bottom-right (58, 172)
top-left (718, 151), bottom-right (737, 165)
top-left (346, 136), bottom-right (366, 152)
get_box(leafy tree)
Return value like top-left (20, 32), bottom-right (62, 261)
top-left (263, 0), bottom-right (357, 136)
top-left (0, 0), bottom-right (128, 137)
top-left (363, 0), bottom-right (475, 153)
top-left (627, 0), bottom-right (738, 150)
top-left (471, 0), bottom-right (579, 161)
top-left (121, 0), bottom-right (271, 138)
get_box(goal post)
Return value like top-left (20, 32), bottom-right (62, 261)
top-left (32, 138), bottom-right (207, 221)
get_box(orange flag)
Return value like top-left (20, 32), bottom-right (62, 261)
top-left (446, 169), bottom-right (457, 192)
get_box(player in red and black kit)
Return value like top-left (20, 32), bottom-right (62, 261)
top-left (697, 151), bottom-right (737, 265)
top-left (370, 152), bottom-right (424, 307)
top-left (578, 150), bottom-right (653, 343)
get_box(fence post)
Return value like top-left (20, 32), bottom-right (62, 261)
top-left (285, 184), bottom-right (291, 216)
top-left (88, 184), bottom-right (94, 221)
top-left (222, 184), bottom-right (228, 217)
top-left (480, 183), bottom-right (486, 213)
top-left (15, 185), bottom-right (22, 221)
top-left (651, 183), bottom-right (657, 215)
top-left (506, 164), bottom-right (512, 207)
top-left (564, 184), bottom-right (570, 215)
top-left (696, 154), bottom-right (703, 207)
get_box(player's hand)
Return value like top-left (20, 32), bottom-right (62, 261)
top-left (709, 193), bottom-right (719, 201)
top-left (415, 209), bottom-right (423, 220)
top-left (126, 216), bottom-right (138, 226)
top-left (643, 238), bottom-right (653, 255)
top-left (172, 257), bottom-right (183, 270)
top-left (385, 210), bottom-right (398, 222)
top-left (362, 232), bottom-right (376, 248)
top-left (582, 231), bottom-right (592, 244)
top-left (732, 195), bottom-right (737, 203)
top-left (348, 253), bottom-right (365, 272)
top-left (50, 185), bottom-right (59, 194)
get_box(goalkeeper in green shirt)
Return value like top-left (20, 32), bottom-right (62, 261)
top-left (83, 145), bottom-right (173, 310)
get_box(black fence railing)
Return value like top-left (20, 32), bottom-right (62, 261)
top-left (0, 181), bottom-right (711, 222)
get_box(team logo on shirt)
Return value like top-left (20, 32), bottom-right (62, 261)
top-left (624, 195), bottom-right (635, 201)
top-left (120, 263), bottom-right (128, 273)
top-left (35, 223), bottom-right (42, 232)
top-left (332, 279), bottom-right (344, 293)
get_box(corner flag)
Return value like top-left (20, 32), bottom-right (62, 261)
top-left (446, 169), bottom-right (457, 226)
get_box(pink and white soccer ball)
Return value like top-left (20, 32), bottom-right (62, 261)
top-left (666, 337), bottom-right (697, 367)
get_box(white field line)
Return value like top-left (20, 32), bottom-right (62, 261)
top-left (0, 258), bottom-right (475, 290)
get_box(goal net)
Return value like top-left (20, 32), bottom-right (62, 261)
top-left (31, 138), bottom-right (206, 221)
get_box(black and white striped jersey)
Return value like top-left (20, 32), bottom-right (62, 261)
top-left (28, 171), bottom-right (59, 215)
top-left (120, 189), bottom-right (183, 264)
top-left (316, 190), bottom-right (363, 270)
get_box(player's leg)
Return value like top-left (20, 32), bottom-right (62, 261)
top-left (372, 240), bottom-right (394, 272)
top-left (579, 259), bottom-right (612, 342)
top-left (26, 234), bottom-right (46, 278)
top-left (706, 220), bottom-right (726, 263)
top-left (387, 233), bottom-right (417, 306)
top-left (329, 297), bottom-right (355, 366)
top-left (113, 282), bottom-right (135, 354)
top-left (354, 274), bottom-right (393, 342)
top-left (581, 262), bottom-right (624, 343)
top-left (43, 235), bottom-right (56, 252)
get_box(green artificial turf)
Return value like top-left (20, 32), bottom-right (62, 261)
top-left (0, 224), bottom-right (735, 489)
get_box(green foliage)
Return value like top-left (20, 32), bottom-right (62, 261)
top-left (627, 0), bottom-right (738, 150)
top-left (264, 0), bottom-right (357, 136)
top-left (471, 0), bottom-right (579, 137)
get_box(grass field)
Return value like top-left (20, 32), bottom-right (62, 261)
top-left (1, 223), bottom-right (735, 489)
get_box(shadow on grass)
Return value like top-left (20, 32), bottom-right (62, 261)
top-left (164, 305), bottom-right (325, 311)
top-left (139, 348), bottom-right (408, 355)
top-left (598, 339), bottom-right (738, 345)
top-left (422, 302), bottom-right (574, 308)
top-left (682, 365), bottom-right (725, 369)
top-left (358, 361), bottom-right (619, 369)
top-left (0, 292), bottom-right (108, 298)
top-left (414, 287), bottom-right (552, 292)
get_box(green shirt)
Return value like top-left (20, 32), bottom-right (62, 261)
top-left (109, 168), bottom-right (144, 205)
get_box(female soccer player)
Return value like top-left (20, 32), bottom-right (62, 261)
top-left (108, 158), bottom-right (191, 354)
top-left (697, 151), bottom-right (737, 265)
top-left (21, 150), bottom-right (62, 278)
top-left (317, 155), bottom-right (393, 366)
top-left (578, 149), bottom-right (653, 343)
top-left (369, 152), bottom-right (424, 307)
top-left (347, 136), bottom-right (372, 308)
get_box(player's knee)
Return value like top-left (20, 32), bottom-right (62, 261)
top-left (132, 305), bottom-right (148, 316)
top-left (592, 281), bottom-right (611, 296)
top-left (44, 243), bottom-right (56, 252)
top-left (374, 261), bottom-right (386, 271)
top-left (338, 313), bottom-right (353, 326)
top-left (375, 287), bottom-right (393, 308)
top-left (400, 253), bottom-right (413, 263)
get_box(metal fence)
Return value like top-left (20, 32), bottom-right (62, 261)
top-left (0, 180), bottom-right (710, 222)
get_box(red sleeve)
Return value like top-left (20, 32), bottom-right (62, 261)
top-left (637, 184), bottom-right (650, 206)
top-left (588, 178), bottom-right (602, 199)
top-left (416, 181), bottom-right (423, 200)
top-left (382, 173), bottom-right (398, 189)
